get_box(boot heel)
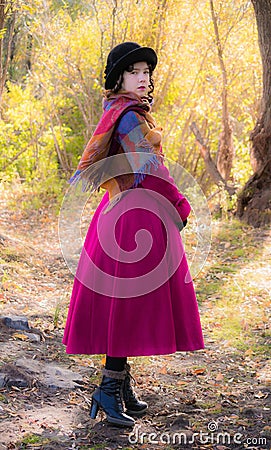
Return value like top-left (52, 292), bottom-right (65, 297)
top-left (89, 398), bottom-right (99, 419)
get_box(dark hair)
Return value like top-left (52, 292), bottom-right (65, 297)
top-left (111, 63), bottom-right (154, 103)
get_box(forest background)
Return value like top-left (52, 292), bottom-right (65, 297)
top-left (0, 2), bottom-right (271, 447)
top-left (0, 0), bottom-right (264, 223)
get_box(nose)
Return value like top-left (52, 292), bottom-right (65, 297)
top-left (139, 71), bottom-right (147, 83)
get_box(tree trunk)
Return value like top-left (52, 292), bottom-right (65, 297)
top-left (0, 1), bottom-right (16, 104)
top-left (237, 0), bottom-right (271, 227)
top-left (210, 0), bottom-right (234, 181)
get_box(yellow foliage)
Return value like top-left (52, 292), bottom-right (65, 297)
top-left (0, 0), bottom-right (262, 198)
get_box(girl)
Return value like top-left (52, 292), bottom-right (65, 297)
top-left (62, 42), bottom-right (204, 427)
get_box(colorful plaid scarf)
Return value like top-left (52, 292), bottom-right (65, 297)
top-left (69, 91), bottom-right (163, 192)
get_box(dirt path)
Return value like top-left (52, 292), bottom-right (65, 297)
top-left (0, 192), bottom-right (270, 450)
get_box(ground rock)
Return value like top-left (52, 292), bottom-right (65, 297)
top-left (15, 358), bottom-right (84, 389)
top-left (0, 364), bottom-right (31, 388)
top-left (0, 374), bottom-right (6, 388)
top-left (24, 331), bottom-right (41, 342)
top-left (0, 315), bottom-right (30, 331)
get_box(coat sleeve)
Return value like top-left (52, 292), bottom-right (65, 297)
top-left (140, 162), bottom-right (191, 226)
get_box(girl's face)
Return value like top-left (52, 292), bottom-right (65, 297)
top-left (121, 61), bottom-right (150, 97)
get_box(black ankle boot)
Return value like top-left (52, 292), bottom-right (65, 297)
top-left (123, 364), bottom-right (148, 416)
top-left (89, 368), bottom-right (135, 427)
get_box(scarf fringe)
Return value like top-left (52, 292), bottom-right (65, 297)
top-left (68, 168), bottom-right (98, 193)
top-left (68, 93), bottom-right (162, 193)
top-left (132, 153), bottom-right (161, 188)
top-left (69, 152), bottom-right (161, 193)
top-left (69, 170), bottom-right (82, 185)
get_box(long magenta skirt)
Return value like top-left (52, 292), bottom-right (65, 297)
top-left (62, 183), bottom-right (204, 357)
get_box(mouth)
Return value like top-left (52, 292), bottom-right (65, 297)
top-left (137, 86), bottom-right (146, 90)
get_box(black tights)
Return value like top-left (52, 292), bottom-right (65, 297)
top-left (105, 355), bottom-right (127, 372)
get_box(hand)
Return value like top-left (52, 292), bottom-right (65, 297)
top-left (177, 218), bottom-right (187, 231)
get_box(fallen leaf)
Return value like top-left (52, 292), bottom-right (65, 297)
top-left (244, 348), bottom-right (254, 357)
top-left (216, 372), bottom-right (224, 381)
top-left (254, 391), bottom-right (268, 398)
top-left (177, 380), bottom-right (188, 386)
top-left (194, 367), bottom-right (206, 375)
top-left (159, 366), bottom-right (167, 374)
top-left (12, 333), bottom-right (29, 341)
top-left (229, 414), bottom-right (239, 420)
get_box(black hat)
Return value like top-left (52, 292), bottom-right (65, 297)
top-left (104, 42), bottom-right (157, 90)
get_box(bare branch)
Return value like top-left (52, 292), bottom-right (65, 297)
top-left (190, 121), bottom-right (236, 196)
